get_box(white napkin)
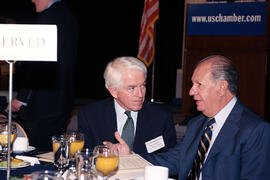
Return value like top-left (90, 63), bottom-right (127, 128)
top-left (15, 155), bottom-right (40, 166)
top-left (36, 152), bottom-right (54, 163)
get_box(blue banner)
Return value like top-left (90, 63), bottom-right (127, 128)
top-left (187, 2), bottom-right (267, 35)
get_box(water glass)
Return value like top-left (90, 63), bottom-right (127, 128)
top-left (66, 159), bottom-right (78, 180)
top-left (52, 135), bottom-right (70, 175)
top-left (76, 148), bottom-right (96, 180)
top-left (31, 170), bottom-right (63, 180)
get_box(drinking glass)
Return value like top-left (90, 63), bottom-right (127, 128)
top-left (75, 148), bottom-right (95, 180)
top-left (95, 145), bottom-right (119, 180)
top-left (31, 170), bottom-right (63, 180)
top-left (0, 121), bottom-right (17, 160)
top-left (52, 135), bottom-right (70, 175)
top-left (65, 159), bottom-right (78, 180)
top-left (65, 132), bottom-right (84, 158)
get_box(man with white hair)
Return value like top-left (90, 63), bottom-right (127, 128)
top-left (78, 56), bottom-right (176, 154)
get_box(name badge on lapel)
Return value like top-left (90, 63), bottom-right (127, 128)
top-left (145, 136), bottom-right (165, 153)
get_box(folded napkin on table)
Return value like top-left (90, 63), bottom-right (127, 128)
top-left (15, 155), bottom-right (40, 166)
top-left (36, 152), bottom-right (54, 163)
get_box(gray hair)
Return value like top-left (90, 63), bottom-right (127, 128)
top-left (197, 55), bottom-right (238, 95)
top-left (103, 56), bottom-right (147, 89)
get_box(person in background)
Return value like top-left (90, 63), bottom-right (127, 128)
top-left (0, 96), bottom-right (8, 118)
top-left (0, 17), bottom-right (17, 118)
top-left (11, 0), bottom-right (79, 151)
top-left (78, 56), bottom-right (176, 154)
top-left (104, 55), bottom-right (270, 179)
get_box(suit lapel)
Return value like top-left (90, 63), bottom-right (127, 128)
top-left (180, 115), bottom-right (207, 176)
top-left (133, 104), bottom-right (146, 147)
top-left (185, 116), bottom-right (207, 155)
top-left (205, 101), bottom-right (242, 162)
top-left (105, 98), bottom-right (118, 140)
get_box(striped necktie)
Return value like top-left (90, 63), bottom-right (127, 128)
top-left (122, 111), bottom-right (135, 150)
top-left (188, 118), bottom-right (216, 180)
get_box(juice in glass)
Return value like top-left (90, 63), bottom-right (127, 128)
top-left (0, 133), bottom-right (16, 146)
top-left (53, 142), bottom-right (60, 153)
top-left (52, 135), bottom-right (64, 153)
top-left (70, 140), bottom-right (84, 157)
top-left (96, 155), bottom-right (119, 175)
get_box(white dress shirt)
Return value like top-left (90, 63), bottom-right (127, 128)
top-left (47, 0), bottom-right (61, 9)
top-left (199, 96), bottom-right (237, 180)
top-left (114, 100), bottom-right (138, 136)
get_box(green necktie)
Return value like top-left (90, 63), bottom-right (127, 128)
top-left (122, 111), bottom-right (135, 150)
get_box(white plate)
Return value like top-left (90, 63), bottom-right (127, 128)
top-left (0, 160), bottom-right (31, 170)
top-left (13, 146), bottom-right (36, 154)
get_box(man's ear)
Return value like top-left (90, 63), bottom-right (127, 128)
top-left (218, 80), bottom-right (229, 96)
top-left (107, 86), bottom-right (118, 98)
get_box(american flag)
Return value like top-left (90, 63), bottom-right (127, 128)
top-left (137, 0), bottom-right (159, 67)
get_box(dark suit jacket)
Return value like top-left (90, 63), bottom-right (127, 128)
top-left (78, 97), bottom-right (177, 154)
top-left (144, 100), bottom-right (270, 180)
top-left (15, 1), bottom-right (79, 151)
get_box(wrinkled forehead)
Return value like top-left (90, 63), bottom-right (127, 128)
top-left (192, 62), bottom-right (212, 80)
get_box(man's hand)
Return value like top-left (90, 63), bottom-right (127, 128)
top-left (103, 131), bottom-right (132, 155)
top-left (11, 98), bottom-right (23, 112)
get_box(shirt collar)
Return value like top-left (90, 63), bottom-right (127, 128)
top-left (47, 0), bottom-right (61, 9)
top-left (114, 99), bottom-right (126, 117)
top-left (114, 99), bottom-right (138, 119)
top-left (214, 96), bottom-right (237, 130)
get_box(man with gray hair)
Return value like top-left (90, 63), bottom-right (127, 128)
top-left (105, 55), bottom-right (270, 179)
top-left (78, 56), bottom-right (176, 154)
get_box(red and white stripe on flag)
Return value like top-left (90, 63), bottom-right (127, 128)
top-left (137, 0), bottom-right (159, 67)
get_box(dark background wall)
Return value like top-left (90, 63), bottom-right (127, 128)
top-left (0, 0), bottom-right (184, 104)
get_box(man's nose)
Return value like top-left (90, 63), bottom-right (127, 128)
top-left (189, 86), bottom-right (196, 96)
top-left (136, 87), bottom-right (143, 97)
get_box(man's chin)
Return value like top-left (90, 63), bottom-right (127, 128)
top-left (131, 105), bottom-right (143, 111)
top-left (196, 106), bottom-right (203, 112)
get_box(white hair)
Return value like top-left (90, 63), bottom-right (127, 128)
top-left (103, 56), bottom-right (147, 89)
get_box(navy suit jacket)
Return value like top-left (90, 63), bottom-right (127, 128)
top-left (78, 97), bottom-right (177, 154)
top-left (144, 100), bottom-right (270, 180)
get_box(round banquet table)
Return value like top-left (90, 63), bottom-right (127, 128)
top-left (0, 163), bottom-right (56, 179)
top-left (0, 151), bottom-right (56, 179)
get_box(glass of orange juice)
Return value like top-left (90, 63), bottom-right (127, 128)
top-left (95, 145), bottom-right (119, 180)
top-left (52, 135), bottom-right (61, 154)
top-left (65, 132), bottom-right (84, 158)
top-left (0, 121), bottom-right (17, 160)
